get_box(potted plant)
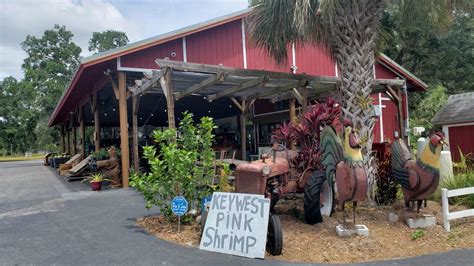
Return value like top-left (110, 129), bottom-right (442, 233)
top-left (83, 173), bottom-right (111, 191)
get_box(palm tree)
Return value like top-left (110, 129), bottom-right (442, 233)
top-left (248, 0), bottom-right (471, 202)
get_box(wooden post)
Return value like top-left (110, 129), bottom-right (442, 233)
top-left (289, 99), bottom-right (296, 123)
top-left (397, 88), bottom-right (406, 142)
top-left (159, 68), bottom-right (175, 129)
top-left (72, 117), bottom-right (77, 155)
top-left (61, 125), bottom-right (66, 153)
top-left (92, 92), bottom-right (101, 152)
top-left (118, 71), bottom-right (130, 188)
top-left (302, 86), bottom-right (308, 113)
top-left (79, 106), bottom-right (85, 159)
top-left (132, 95), bottom-right (140, 173)
top-left (230, 97), bottom-right (255, 160)
top-left (66, 128), bottom-right (71, 154)
top-left (240, 99), bottom-right (247, 160)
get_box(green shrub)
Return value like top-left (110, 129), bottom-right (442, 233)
top-left (130, 112), bottom-right (216, 220)
top-left (442, 170), bottom-right (474, 208)
top-left (410, 229), bottom-right (426, 240)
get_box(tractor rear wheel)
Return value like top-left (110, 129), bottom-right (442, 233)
top-left (304, 171), bottom-right (326, 224)
top-left (266, 214), bottom-right (283, 255)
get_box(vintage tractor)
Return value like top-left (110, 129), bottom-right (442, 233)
top-left (233, 98), bottom-right (368, 255)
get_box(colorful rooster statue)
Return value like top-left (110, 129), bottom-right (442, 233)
top-left (391, 132), bottom-right (447, 211)
top-left (321, 118), bottom-right (368, 224)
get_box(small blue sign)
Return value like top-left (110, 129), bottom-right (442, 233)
top-left (171, 196), bottom-right (188, 216)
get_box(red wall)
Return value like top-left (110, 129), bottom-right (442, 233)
top-left (118, 17), bottom-right (407, 144)
top-left (187, 20), bottom-right (244, 67)
top-left (121, 38), bottom-right (183, 68)
top-left (449, 125), bottom-right (474, 162)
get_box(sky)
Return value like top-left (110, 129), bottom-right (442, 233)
top-left (0, 0), bottom-right (249, 80)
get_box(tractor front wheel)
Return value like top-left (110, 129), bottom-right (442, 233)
top-left (304, 171), bottom-right (328, 224)
top-left (266, 214), bottom-right (283, 255)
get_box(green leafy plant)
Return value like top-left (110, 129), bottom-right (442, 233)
top-left (82, 173), bottom-right (111, 183)
top-left (130, 112), bottom-right (217, 220)
top-left (410, 229), bottom-right (426, 240)
top-left (442, 170), bottom-right (474, 208)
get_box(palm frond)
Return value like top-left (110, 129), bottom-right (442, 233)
top-left (248, 0), bottom-right (300, 63)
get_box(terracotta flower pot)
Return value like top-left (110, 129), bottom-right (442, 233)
top-left (90, 181), bottom-right (102, 191)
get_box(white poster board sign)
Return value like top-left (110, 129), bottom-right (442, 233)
top-left (199, 192), bottom-right (270, 259)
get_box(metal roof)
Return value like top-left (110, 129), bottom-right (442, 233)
top-left (80, 8), bottom-right (251, 66)
top-left (432, 92), bottom-right (474, 125)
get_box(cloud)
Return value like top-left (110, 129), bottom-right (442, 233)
top-left (0, 0), bottom-right (141, 79)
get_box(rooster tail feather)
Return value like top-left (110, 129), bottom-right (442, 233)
top-left (391, 138), bottom-right (412, 189)
top-left (321, 126), bottom-right (344, 186)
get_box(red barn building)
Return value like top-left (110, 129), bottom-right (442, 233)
top-left (48, 8), bottom-right (427, 185)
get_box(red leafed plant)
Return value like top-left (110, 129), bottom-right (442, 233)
top-left (279, 98), bottom-right (342, 172)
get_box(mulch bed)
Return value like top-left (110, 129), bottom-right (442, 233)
top-left (136, 199), bottom-right (474, 264)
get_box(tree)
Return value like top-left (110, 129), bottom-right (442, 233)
top-left (383, 7), bottom-right (474, 95)
top-left (0, 77), bottom-right (37, 153)
top-left (249, 0), bottom-right (471, 202)
top-left (88, 30), bottom-right (129, 53)
top-left (22, 24), bottom-right (82, 114)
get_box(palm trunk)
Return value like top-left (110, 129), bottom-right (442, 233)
top-left (328, 0), bottom-right (383, 204)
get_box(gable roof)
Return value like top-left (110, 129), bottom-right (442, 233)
top-left (432, 92), bottom-right (474, 125)
top-left (81, 8), bottom-right (251, 67)
top-left (49, 7), bottom-right (428, 127)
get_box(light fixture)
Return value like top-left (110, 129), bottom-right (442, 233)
top-left (140, 117), bottom-right (143, 120)
top-left (150, 114), bottom-right (154, 116)
top-left (104, 113), bottom-right (108, 116)
top-left (112, 108), bottom-right (116, 112)
top-left (229, 105), bottom-right (232, 108)
top-left (164, 109), bottom-right (167, 112)
top-left (208, 110), bottom-right (211, 113)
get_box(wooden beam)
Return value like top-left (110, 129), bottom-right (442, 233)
top-left (130, 70), bottom-right (166, 97)
top-left (230, 97), bottom-right (243, 112)
top-left (118, 71), bottom-right (130, 188)
top-left (246, 79), bottom-right (307, 100)
top-left (176, 72), bottom-right (226, 100)
top-left (159, 68), bottom-right (176, 129)
top-left (302, 86), bottom-right (308, 113)
top-left (292, 88), bottom-right (303, 105)
top-left (386, 85), bottom-right (401, 102)
top-left (207, 76), bottom-right (268, 101)
top-left (157, 59), bottom-right (317, 81)
top-left (109, 75), bottom-right (119, 100)
top-left (132, 95), bottom-right (140, 173)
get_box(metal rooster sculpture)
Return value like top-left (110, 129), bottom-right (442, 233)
top-left (391, 132), bottom-right (447, 211)
top-left (321, 118), bottom-right (368, 224)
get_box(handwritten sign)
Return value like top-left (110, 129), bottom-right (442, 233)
top-left (199, 192), bottom-right (270, 259)
top-left (171, 196), bottom-right (188, 216)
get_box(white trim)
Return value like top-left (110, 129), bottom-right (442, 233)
top-left (378, 93), bottom-right (384, 143)
top-left (404, 87), bottom-right (409, 140)
top-left (380, 97), bottom-right (391, 101)
top-left (182, 37), bottom-right (187, 62)
top-left (241, 19), bottom-right (247, 69)
top-left (116, 57), bottom-right (157, 73)
top-left (335, 62), bottom-right (338, 77)
top-left (373, 63), bottom-right (376, 79)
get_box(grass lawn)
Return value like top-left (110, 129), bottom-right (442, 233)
top-left (0, 154), bottom-right (44, 162)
